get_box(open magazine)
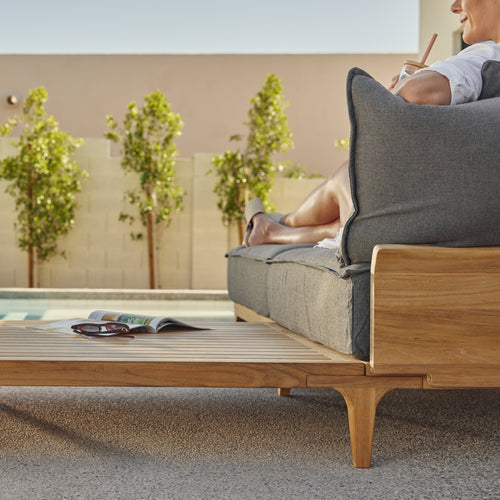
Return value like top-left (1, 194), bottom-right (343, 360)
top-left (34, 310), bottom-right (209, 337)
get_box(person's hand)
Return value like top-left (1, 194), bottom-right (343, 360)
top-left (388, 74), bottom-right (400, 90)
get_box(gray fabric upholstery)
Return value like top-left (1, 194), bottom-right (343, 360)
top-left (341, 67), bottom-right (500, 265)
top-left (479, 60), bottom-right (500, 100)
top-left (227, 244), bottom-right (310, 318)
top-left (227, 245), bottom-right (371, 359)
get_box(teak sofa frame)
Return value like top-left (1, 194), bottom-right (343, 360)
top-left (233, 244), bottom-right (500, 467)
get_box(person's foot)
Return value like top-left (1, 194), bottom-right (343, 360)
top-left (242, 198), bottom-right (266, 247)
top-left (247, 213), bottom-right (284, 246)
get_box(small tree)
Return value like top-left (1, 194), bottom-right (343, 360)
top-left (210, 74), bottom-right (294, 241)
top-left (0, 87), bottom-right (86, 288)
top-left (280, 163), bottom-right (324, 180)
top-left (334, 138), bottom-right (350, 151)
top-left (105, 90), bottom-right (184, 289)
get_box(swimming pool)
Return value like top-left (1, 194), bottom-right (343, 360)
top-left (0, 290), bottom-right (235, 323)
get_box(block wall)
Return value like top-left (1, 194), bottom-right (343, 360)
top-left (0, 138), bottom-right (321, 290)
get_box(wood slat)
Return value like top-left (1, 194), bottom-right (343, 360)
top-left (0, 320), bottom-right (365, 386)
top-left (424, 368), bottom-right (500, 389)
top-left (234, 303), bottom-right (274, 323)
top-left (0, 321), bottom-right (360, 363)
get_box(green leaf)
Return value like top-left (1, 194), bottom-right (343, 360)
top-left (209, 74), bottom-right (294, 223)
top-left (104, 89), bottom-right (185, 235)
top-left (0, 86), bottom-right (86, 266)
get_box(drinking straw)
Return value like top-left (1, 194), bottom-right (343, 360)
top-left (420, 33), bottom-right (438, 65)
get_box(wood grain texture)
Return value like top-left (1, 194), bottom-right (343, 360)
top-left (424, 369), bottom-right (500, 389)
top-left (0, 320), bottom-right (364, 387)
top-left (370, 245), bottom-right (500, 387)
top-left (331, 376), bottom-right (422, 468)
top-left (234, 303), bottom-right (274, 323)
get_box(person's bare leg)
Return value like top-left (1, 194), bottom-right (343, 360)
top-left (281, 160), bottom-right (352, 228)
top-left (246, 160), bottom-right (352, 246)
top-left (247, 214), bottom-right (341, 246)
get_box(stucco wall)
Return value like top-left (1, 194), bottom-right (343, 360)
top-left (0, 53), bottom-right (416, 178)
top-left (420, 0), bottom-right (462, 61)
top-left (0, 138), bottom-right (322, 290)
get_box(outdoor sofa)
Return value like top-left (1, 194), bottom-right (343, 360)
top-left (227, 65), bottom-right (500, 466)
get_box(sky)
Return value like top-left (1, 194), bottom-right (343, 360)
top-left (0, 0), bottom-right (420, 54)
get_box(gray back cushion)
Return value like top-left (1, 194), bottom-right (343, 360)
top-left (479, 60), bottom-right (500, 100)
top-left (340, 67), bottom-right (500, 265)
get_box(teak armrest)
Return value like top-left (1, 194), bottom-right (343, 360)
top-left (370, 244), bottom-right (500, 388)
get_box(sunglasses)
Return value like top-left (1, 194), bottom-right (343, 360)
top-left (71, 322), bottom-right (133, 338)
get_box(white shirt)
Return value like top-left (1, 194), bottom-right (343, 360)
top-left (420, 42), bottom-right (500, 105)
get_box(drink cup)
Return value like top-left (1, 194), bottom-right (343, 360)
top-left (398, 60), bottom-right (428, 82)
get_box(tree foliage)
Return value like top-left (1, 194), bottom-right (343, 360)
top-left (280, 163), bottom-right (323, 180)
top-left (210, 74), bottom-right (293, 232)
top-left (0, 87), bottom-right (86, 273)
top-left (334, 138), bottom-right (350, 151)
top-left (105, 90), bottom-right (184, 240)
top-left (105, 89), bottom-right (184, 288)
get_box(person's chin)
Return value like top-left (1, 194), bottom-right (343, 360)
top-left (462, 30), bottom-right (489, 45)
top-left (462, 30), bottom-right (473, 44)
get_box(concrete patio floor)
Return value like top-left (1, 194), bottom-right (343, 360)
top-left (0, 386), bottom-right (497, 499)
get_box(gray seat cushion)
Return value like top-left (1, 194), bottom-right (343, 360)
top-left (341, 67), bottom-right (500, 265)
top-left (227, 244), bottom-right (371, 359)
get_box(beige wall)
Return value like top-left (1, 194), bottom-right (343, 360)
top-left (0, 53), bottom-right (416, 177)
top-left (420, 0), bottom-right (463, 62)
top-left (0, 138), bottom-right (322, 290)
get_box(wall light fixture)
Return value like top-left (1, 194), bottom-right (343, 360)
top-left (6, 95), bottom-right (18, 106)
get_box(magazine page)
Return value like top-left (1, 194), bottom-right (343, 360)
top-left (31, 318), bottom-right (82, 335)
top-left (155, 317), bottom-right (206, 332)
top-left (88, 310), bottom-right (163, 330)
top-left (88, 311), bottom-right (206, 332)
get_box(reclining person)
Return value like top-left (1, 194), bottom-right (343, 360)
top-left (244, 0), bottom-right (500, 247)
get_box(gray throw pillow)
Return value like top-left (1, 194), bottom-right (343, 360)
top-left (479, 60), bottom-right (500, 100)
top-left (340, 67), bottom-right (500, 265)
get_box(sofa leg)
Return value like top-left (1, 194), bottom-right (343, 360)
top-left (335, 385), bottom-right (392, 468)
top-left (278, 388), bottom-right (291, 397)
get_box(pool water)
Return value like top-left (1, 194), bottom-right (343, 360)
top-left (0, 298), bottom-right (235, 323)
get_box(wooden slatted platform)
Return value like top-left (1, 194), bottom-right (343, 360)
top-left (0, 320), bottom-right (364, 387)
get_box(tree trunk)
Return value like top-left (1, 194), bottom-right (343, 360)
top-left (147, 210), bottom-right (155, 289)
top-left (28, 163), bottom-right (35, 288)
top-left (28, 251), bottom-right (34, 288)
top-left (236, 183), bottom-right (248, 245)
top-left (237, 219), bottom-right (244, 244)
